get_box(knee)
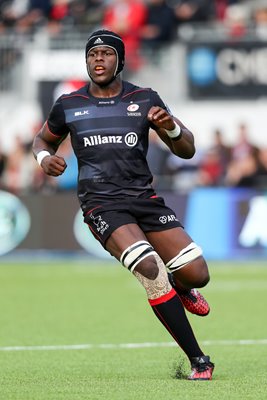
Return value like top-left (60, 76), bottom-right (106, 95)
top-left (120, 240), bottom-right (159, 279)
top-left (187, 257), bottom-right (210, 288)
top-left (135, 258), bottom-right (159, 280)
top-left (195, 266), bottom-right (210, 288)
top-left (173, 257), bottom-right (210, 289)
top-left (133, 253), bottom-right (172, 300)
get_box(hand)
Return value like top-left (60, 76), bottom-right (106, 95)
top-left (41, 154), bottom-right (67, 176)
top-left (147, 106), bottom-right (176, 131)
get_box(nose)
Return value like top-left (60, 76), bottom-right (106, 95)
top-left (95, 51), bottom-right (104, 60)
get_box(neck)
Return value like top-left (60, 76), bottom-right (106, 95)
top-left (89, 78), bottom-right (123, 98)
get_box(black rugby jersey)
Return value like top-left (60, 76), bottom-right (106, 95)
top-left (47, 81), bottom-right (168, 207)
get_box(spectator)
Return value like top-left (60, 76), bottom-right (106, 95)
top-left (196, 128), bottom-right (231, 186)
top-left (15, 0), bottom-right (52, 33)
top-left (223, 2), bottom-right (250, 38)
top-left (140, 0), bottom-right (176, 60)
top-left (2, 136), bottom-right (33, 193)
top-left (225, 123), bottom-right (260, 187)
top-left (226, 151), bottom-right (261, 187)
top-left (212, 128), bottom-right (232, 174)
top-left (102, 0), bottom-right (147, 74)
top-left (253, 3), bottom-right (267, 40)
top-left (68, 0), bottom-right (105, 30)
top-left (213, 0), bottom-right (241, 22)
top-left (0, 0), bottom-right (29, 29)
top-left (230, 122), bottom-right (257, 162)
top-left (196, 148), bottom-right (224, 187)
top-left (172, 0), bottom-right (215, 24)
top-left (230, 146), bottom-right (267, 189)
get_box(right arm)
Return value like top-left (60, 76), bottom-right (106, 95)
top-left (32, 122), bottom-right (67, 177)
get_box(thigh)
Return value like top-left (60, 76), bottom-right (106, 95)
top-left (105, 223), bottom-right (148, 260)
top-left (146, 227), bottom-right (192, 264)
top-left (146, 227), bottom-right (209, 287)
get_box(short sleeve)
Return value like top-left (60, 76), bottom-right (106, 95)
top-left (149, 90), bottom-right (174, 129)
top-left (150, 89), bottom-right (174, 114)
top-left (47, 97), bottom-right (69, 138)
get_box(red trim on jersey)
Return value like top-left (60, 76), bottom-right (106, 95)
top-left (45, 121), bottom-right (62, 138)
top-left (150, 195), bottom-right (158, 198)
top-left (62, 94), bottom-right (90, 100)
top-left (148, 288), bottom-right (176, 306)
top-left (122, 89), bottom-right (150, 99)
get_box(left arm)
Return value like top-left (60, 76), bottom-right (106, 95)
top-left (147, 106), bottom-right (195, 159)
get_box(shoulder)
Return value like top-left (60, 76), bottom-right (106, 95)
top-left (57, 84), bottom-right (90, 104)
top-left (122, 81), bottom-right (157, 100)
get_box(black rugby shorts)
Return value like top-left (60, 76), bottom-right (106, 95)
top-left (83, 196), bottom-right (183, 246)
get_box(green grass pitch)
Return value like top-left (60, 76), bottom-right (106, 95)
top-left (0, 260), bottom-right (266, 399)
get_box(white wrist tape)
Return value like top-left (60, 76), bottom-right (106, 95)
top-left (165, 122), bottom-right (182, 139)
top-left (37, 150), bottom-right (51, 166)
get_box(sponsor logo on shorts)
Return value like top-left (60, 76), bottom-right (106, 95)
top-left (89, 213), bottom-right (109, 235)
top-left (159, 215), bottom-right (178, 224)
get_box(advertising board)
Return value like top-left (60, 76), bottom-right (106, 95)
top-left (1, 189), bottom-right (266, 260)
top-left (187, 42), bottom-right (267, 99)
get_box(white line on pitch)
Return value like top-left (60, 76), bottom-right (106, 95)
top-left (0, 339), bottom-right (266, 352)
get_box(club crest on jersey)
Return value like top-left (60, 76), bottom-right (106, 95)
top-left (127, 103), bottom-right (141, 117)
top-left (127, 104), bottom-right (139, 112)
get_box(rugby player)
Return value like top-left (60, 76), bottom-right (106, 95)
top-left (32, 29), bottom-right (215, 380)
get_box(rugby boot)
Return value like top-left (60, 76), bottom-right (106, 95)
top-left (168, 273), bottom-right (210, 316)
top-left (188, 355), bottom-right (214, 380)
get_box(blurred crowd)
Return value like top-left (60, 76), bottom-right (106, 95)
top-left (147, 122), bottom-right (267, 192)
top-left (1, 1), bottom-right (267, 73)
top-left (1, 0), bottom-right (267, 79)
top-left (1, 121), bottom-right (267, 195)
top-left (1, 1), bottom-right (267, 37)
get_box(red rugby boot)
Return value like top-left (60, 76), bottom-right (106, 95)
top-left (188, 356), bottom-right (215, 381)
top-left (178, 288), bottom-right (210, 316)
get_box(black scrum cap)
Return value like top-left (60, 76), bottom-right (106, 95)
top-left (85, 29), bottom-right (125, 76)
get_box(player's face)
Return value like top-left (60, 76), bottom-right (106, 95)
top-left (87, 46), bottom-right (117, 85)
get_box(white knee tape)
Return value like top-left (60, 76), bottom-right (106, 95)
top-left (166, 242), bottom-right (203, 272)
top-left (120, 240), bottom-right (157, 272)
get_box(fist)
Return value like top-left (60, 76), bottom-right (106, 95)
top-left (41, 154), bottom-right (67, 176)
top-left (147, 106), bottom-right (175, 131)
